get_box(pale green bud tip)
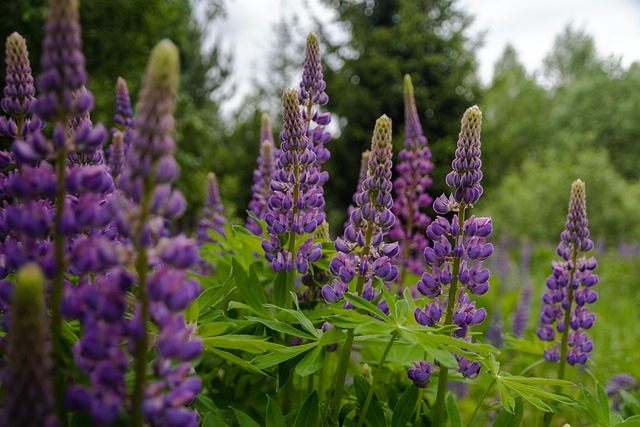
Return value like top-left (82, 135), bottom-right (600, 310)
top-left (15, 263), bottom-right (45, 305)
top-left (261, 112), bottom-right (270, 127)
top-left (307, 32), bottom-right (319, 47)
top-left (464, 105), bottom-right (482, 126)
top-left (403, 74), bottom-right (414, 99)
top-left (374, 114), bottom-right (393, 145)
top-left (146, 39), bottom-right (180, 91)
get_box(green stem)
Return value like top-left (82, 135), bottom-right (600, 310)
top-left (131, 181), bottom-right (153, 427)
top-left (357, 330), bottom-right (398, 427)
top-left (51, 145), bottom-right (68, 427)
top-left (416, 388), bottom-right (424, 422)
top-left (467, 379), bottom-right (496, 427)
top-left (284, 164), bottom-right (301, 308)
top-left (432, 207), bottom-right (466, 427)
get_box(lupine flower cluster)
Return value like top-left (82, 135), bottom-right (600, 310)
top-left (246, 113), bottom-right (275, 235)
top-left (413, 106), bottom-right (492, 382)
top-left (322, 115), bottom-right (399, 308)
top-left (108, 77), bottom-right (134, 183)
top-left (537, 179), bottom-right (598, 365)
top-left (299, 32), bottom-right (331, 191)
top-left (262, 89), bottom-right (324, 274)
top-left (389, 75), bottom-right (433, 281)
top-left (512, 241), bottom-right (533, 337)
top-left (197, 172), bottom-right (226, 244)
top-left (606, 373), bottom-right (639, 410)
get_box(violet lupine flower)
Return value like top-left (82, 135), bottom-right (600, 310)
top-left (343, 150), bottom-right (370, 232)
top-left (414, 106), bottom-right (492, 379)
top-left (64, 271), bottom-right (133, 424)
top-left (512, 242), bottom-right (533, 337)
top-left (0, 32), bottom-right (43, 139)
top-left (537, 179), bottom-right (598, 365)
top-left (606, 373), bottom-right (639, 411)
top-left (262, 89), bottom-right (324, 274)
top-left (246, 113), bottom-right (275, 235)
top-left (389, 75), bottom-right (433, 280)
top-left (407, 360), bottom-right (436, 388)
top-left (113, 76), bottom-right (133, 139)
top-left (116, 40), bottom-right (201, 424)
top-left (299, 32), bottom-right (331, 189)
top-left (1, 264), bottom-right (55, 427)
top-left (108, 131), bottom-right (126, 183)
top-left (322, 115), bottom-right (398, 307)
top-left (197, 172), bottom-right (226, 245)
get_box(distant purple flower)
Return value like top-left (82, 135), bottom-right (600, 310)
top-left (512, 242), bottom-right (533, 337)
top-left (344, 150), bottom-right (370, 232)
top-left (262, 89), bottom-right (324, 274)
top-left (486, 307), bottom-right (504, 348)
top-left (606, 373), bottom-right (639, 411)
top-left (114, 76), bottom-right (133, 132)
top-left (537, 179), bottom-right (598, 365)
top-left (322, 115), bottom-right (398, 308)
top-left (246, 113), bottom-right (275, 235)
top-left (389, 75), bottom-right (433, 280)
top-left (197, 172), bottom-right (226, 244)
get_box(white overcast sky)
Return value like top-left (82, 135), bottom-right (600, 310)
top-left (210, 0), bottom-right (640, 113)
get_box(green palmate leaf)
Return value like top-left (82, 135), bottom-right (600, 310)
top-left (620, 390), bottom-right (640, 414)
top-left (618, 415), bottom-right (640, 426)
top-left (208, 347), bottom-right (272, 378)
top-left (497, 374), bottom-right (575, 412)
top-left (273, 270), bottom-right (288, 308)
top-left (266, 299), bottom-right (321, 339)
top-left (232, 407), bottom-right (262, 427)
top-left (231, 258), bottom-right (270, 316)
top-left (197, 270), bottom-right (236, 315)
top-left (252, 343), bottom-right (318, 369)
top-left (354, 376), bottom-right (386, 427)
top-left (338, 403), bottom-right (359, 427)
top-left (294, 390), bottom-right (319, 427)
top-left (492, 397), bottom-right (523, 426)
top-left (295, 345), bottom-right (326, 376)
top-left (343, 293), bottom-right (391, 322)
top-left (266, 395), bottom-right (287, 427)
top-left (246, 316), bottom-right (316, 340)
top-left (497, 382), bottom-right (516, 414)
top-left (354, 320), bottom-right (397, 336)
top-left (198, 322), bottom-right (231, 337)
top-left (318, 326), bottom-right (346, 347)
top-left (446, 393), bottom-right (463, 427)
top-left (391, 385), bottom-right (419, 427)
top-left (203, 335), bottom-right (284, 354)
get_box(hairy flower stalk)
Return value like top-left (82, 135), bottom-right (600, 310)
top-left (299, 32), bottom-right (331, 191)
top-left (1, 264), bottom-right (55, 426)
top-left (246, 113), bottom-right (275, 235)
top-left (389, 75), bottom-right (433, 284)
top-left (113, 40), bottom-right (202, 427)
top-left (537, 180), bottom-right (598, 370)
top-left (262, 89), bottom-right (324, 307)
top-left (325, 115), bottom-right (399, 421)
top-left (415, 106), bottom-right (492, 427)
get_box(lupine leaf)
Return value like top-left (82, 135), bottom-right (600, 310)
top-left (231, 259), bottom-right (270, 316)
top-left (232, 408), bottom-right (262, 427)
top-left (208, 348), bottom-right (271, 378)
top-left (343, 293), bottom-right (390, 321)
top-left (618, 415), bottom-right (640, 426)
top-left (447, 392), bottom-right (463, 427)
top-left (252, 343), bottom-right (318, 369)
top-left (492, 397), bottom-right (523, 426)
top-left (295, 345), bottom-right (325, 376)
top-left (294, 390), bottom-right (319, 427)
top-left (318, 326), bottom-right (346, 346)
top-left (596, 381), bottom-right (611, 427)
top-left (391, 384), bottom-right (419, 427)
top-left (273, 270), bottom-right (288, 308)
top-left (246, 316), bottom-right (316, 340)
top-left (203, 335), bottom-right (284, 354)
top-left (354, 376), bottom-right (386, 427)
top-left (266, 395), bottom-right (287, 427)
top-left (497, 382), bottom-right (516, 414)
top-left (198, 322), bottom-right (231, 337)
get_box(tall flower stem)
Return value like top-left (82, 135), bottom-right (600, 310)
top-left (357, 330), bottom-right (398, 427)
top-left (432, 206), bottom-right (466, 427)
top-left (131, 182), bottom-right (152, 427)
top-left (329, 224), bottom-right (374, 422)
top-left (285, 166), bottom-right (301, 308)
top-left (51, 145), bottom-right (68, 427)
top-left (467, 378), bottom-right (496, 427)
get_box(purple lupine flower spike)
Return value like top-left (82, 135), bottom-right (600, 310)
top-left (1, 264), bottom-right (55, 426)
top-left (344, 150), bottom-right (370, 231)
top-left (537, 179), bottom-right (598, 365)
top-left (299, 32), bottom-right (331, 188)
top-left (512, 241), bottom-right (533, 337)
top-left (112, 76), bottom-right (134, 152)
top-left (262, 89), bottom-right (324, 274)
top-left (606, 373), bottom-right (639, 411)
top-left (108, 131), bottom-right (125, 183)
top-left (197, 172), bottom-right (226, 244)
top-left (413, 106), bottom-right (492, 387)
top-left (1, 32), bottom-right (37, 123)
top-left (246, 113), bottom-right (276, 235)
top-left (322, 115), bottom-right (398, 307)
top-left (390, 75), bottom-right (434, 281)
